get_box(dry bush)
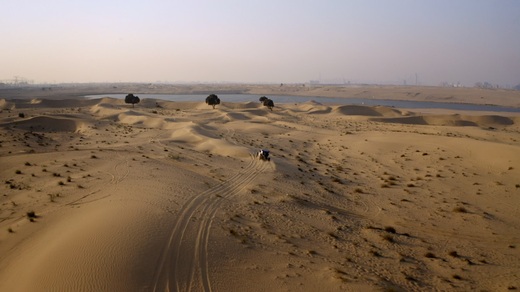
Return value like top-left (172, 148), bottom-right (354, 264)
top-left (453, 206), bottom-right (467, 213)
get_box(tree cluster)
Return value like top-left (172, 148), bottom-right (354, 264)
top-left (259, 96), bottom-right (274, 111)
top-left (125, 94), bottom-right (140, 107)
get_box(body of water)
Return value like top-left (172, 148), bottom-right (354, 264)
top-left (85, 94), bottom-right (520, 113)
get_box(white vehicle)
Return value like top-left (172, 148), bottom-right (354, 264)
top-left (257, 149), bottom-right (270, 161)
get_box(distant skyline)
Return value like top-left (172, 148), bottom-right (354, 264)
top-left (1, 0), bottom-right (519, 86)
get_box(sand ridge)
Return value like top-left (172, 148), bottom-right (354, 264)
top-left (0, 90), bottom-right (519, 291)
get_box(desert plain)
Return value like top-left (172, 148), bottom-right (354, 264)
top-left (0, 84), bottom-right (519, 291)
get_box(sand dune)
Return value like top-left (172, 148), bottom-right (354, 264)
top-left (0, 90), bottom-right (519, 291)
top-left (333, 104), bottom-right (407, 117)
top-left (3, 115), bottom-right (88, 132)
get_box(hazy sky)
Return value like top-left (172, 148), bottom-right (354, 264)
top-left (2, 0), bottom-right (519, 86)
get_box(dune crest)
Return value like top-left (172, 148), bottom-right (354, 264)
top-left (333, 104), bottom-right (407, 117)
top-left (371, 113), bottom-right (516, 127)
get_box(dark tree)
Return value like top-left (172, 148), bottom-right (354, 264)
top-left (263, 98), bottom-right (274, 111)
top-left (125, 94), bottom-right (140, 108)
top-left (205, 94), bottom-right (220, 109)
top-left (259, 96), bottom-right (268, 103)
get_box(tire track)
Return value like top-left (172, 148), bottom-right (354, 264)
top-left (194, 158), bottom-right (268, 292)
top-left (66, 151), bottom-right (130, 206)
top-left (152, 156), bottom-right (267, 292)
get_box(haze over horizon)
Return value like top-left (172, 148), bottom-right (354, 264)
top-left (2, 0), bottom-right (519, 87)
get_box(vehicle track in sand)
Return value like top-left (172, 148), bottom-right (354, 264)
top-left (66, 150), bottom-right (131, 206)
top-left (152, 156), bottom-right (268, 292)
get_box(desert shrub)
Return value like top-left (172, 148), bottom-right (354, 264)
top-left (384, 226), bottom-right (396, 233)
top-left (424, 252), bottom-right (436, 258)
top-left (382, 234), bottom-right (394, 242)
top-left (453, 206), bottom-right (467, 213)
top-left (449, 251), bottom-right (459, 257)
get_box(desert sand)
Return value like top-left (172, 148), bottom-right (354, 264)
top-left (0, 85), bottom-right (519, 291)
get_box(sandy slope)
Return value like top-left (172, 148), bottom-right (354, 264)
top-left (0, 92), bottom-right (519, 291)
